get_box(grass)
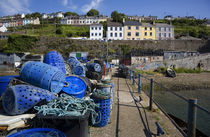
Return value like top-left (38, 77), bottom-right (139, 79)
top-left (154, 66), bottom-right (203, 74)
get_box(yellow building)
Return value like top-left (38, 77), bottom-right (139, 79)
top-left (141, 23), bottom-right (156, 40)
top-left (123, 21), bottom-right (142, 40)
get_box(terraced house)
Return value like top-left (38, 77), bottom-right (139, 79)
top-left (155, 23), bottom-right (174, 40)
top-left (106, 22), bottom-right (124, 40)
top-left (141, 23), bottom-right (156, 40)
top-left (123, 21), bottom-right (142, 40)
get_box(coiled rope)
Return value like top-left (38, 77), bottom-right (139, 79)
top-left (34, 94), bottom-right (99, 125)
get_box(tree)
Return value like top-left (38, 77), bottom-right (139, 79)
top-left (31, 12), bottom-right (41, 18)
top-left (87, 9), bottom-right (99, 16)
top-left (25, 14), bottom-right (31, 18)
top-left (64, 12), bottom-right (78, 17)
top-left (111, 11), bottom-right (126, 22)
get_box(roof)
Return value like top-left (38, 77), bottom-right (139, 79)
top-left (90, 23), bottom-right (103, 26)
top-left (124, 21), bottom-right (141, 26)
top-left (155, 23), bottom-right (173, 27)
top-left (141, 23), bottom-right (154, 27)
top-left (107, 22), bottom-right (123, 26)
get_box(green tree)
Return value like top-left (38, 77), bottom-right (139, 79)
top-left (64, 12), bottom-right (78, 17)
top-left (87, 9), bottom-right (99, 16)
top-left (25, 14), bottom-right (31, 18)
top-left (31, 12), bottom-right (41, 18)
top-left (111, 11), bottom-right (126, 22)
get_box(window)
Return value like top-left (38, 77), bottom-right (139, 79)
top-left (164, 27), bottom-right (166, 31)
top-left (128, 26), bottom-right (131, 30)
top-left (169, 33), bottom-right (171, 37)
top-left (159, 33), bottom-right (161, 37)
top-left (115, 27), bottom-right (117, 31)
top-left (145, 32), bottom-right (147, 36)
top-left (110, 33), bottom-right (113, 37)
top-left (150, 32), bottom-right (152, 36)
top-left (90, 21), bottom-right (92, 23)
top-left (136, 32), bottom-right (139, 36)
top-left (99, 33), bottom-right (101, 36)
top-left (164, 33), bottom-right (166, 37)
top-left (80, 21), bottom-right (82, 23)
top-left (95, 33), bottom-right (97, 36)
top-left (110, 27), bottom-right (113, 31)
top-left (127, 38), bottom-right (130, 40)
top-left (99, 27), bottom-right (101, 30)
top-left (150, 27), bottom-right (152, 30)
top-left (159, 27), bottom-right (161, 31)
top-left (120, 27), bottom-right (122, 31)
top-left (120, 33), bottom-right (122, 37)
top-left (83, 21), bottom-right (85, 23)
top-left (169, 28), bottom-right (171, 31)
top-left (136, 26), bottom-right (139, 30)
top-left (127, 32), bottom-right (131, 36)
top-left (91, 33), bottom-right (94, 36)
top-left (115, 33), bottom-right (117, 37)
top-left (137, 38), bottom-right (140, 40)
top-left (91, 27), bottom-right (94, 30)
top-left (95, 27), bottom-right (97, 30)
top-left (145, 27), bottom-right (147, 30)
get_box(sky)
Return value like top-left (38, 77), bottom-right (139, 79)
top-left (0, 0), bottom-right (210, 19)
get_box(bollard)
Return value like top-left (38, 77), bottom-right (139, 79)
top-left (130, 70), bottom-right (132, 80)
top-left (149, 79), bottom-right (153, 111)
top-left (187, 98), bottom-right (197, 137)
top-left (138, 74), bottom-right (141, 94)
top-left (132, 71), bottom-right (135, 85)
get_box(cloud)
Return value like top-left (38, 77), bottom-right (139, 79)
top-left (62, 0), bottom-right (78, 10)
top-left (0, 0), bottom-right (31, 16)
top-left (81, 0), bottom-right (103, 13)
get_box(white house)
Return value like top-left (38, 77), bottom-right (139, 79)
top-left (56, 12), bottom-right (64, 18)
top-left (21, 13), bottom-right (25, 18)
top-left (42, 14), bottom-right (48, 19)
top-left (90, 24), bottom-right (103, 40)
top-left (107, 22), bottom-right (124, 40)
top-left (0, 26), bottom-right (7, 32)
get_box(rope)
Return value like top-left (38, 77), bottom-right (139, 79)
top-left (34, 93), bottom-right (99, 125)
top-left (92, 89), bottom-right (111, 97)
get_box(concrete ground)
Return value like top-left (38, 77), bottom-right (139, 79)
top-left (91, 68), bottom-right (184, 137)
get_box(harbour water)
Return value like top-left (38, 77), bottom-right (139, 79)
top-left (153, 89), bottom-right (210, 136)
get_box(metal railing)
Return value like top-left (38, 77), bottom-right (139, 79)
top-left (128, 70), bottom-right (210, 137)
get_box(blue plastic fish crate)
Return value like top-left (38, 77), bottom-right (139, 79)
top-left (93, 98), bottom-right (111, 127)
top-left (2, 84), bottom-right (56, 115)
top-left (7, 128), bottom-right (66, 137)
top-left (44, 51), bottom-right (66, 74)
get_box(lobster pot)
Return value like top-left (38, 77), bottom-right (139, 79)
top-left (44, 51), bottom-right (66, 74)
top-left (72, 65), bottom-right (85, 77)
top-left (94, 60), bottom-right (104, 75)
top-left (92, 97), bottom-right (111, 127)
top-left (62, 76), bottom-right (87, 98)
top-left (86, 63), bottom-right (101, 72)
top-left (0, 75), bottom-right (19, 96)
top-left (86, 71), bottom-right (102, 81)
top-left (2, 84), bottom-right (56, 115)
top-left (7, 128), bottom-right (66, 137)
top-left (67, 57), bottom-right (85, 76)
top-left (20, 61), bottom-right (66, 93)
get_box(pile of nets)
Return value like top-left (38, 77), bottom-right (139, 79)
top-left (34, 94), bottom-right (99, 125)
